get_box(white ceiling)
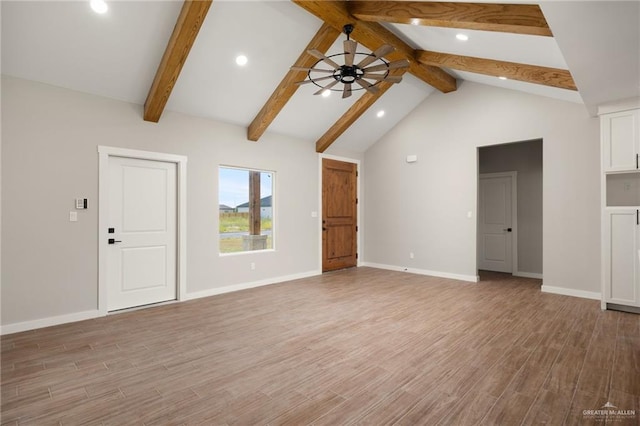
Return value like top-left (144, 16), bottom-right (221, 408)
top-left (2, 1), bottom-right (639, 152)
top-left (1, 1), bottom-right (182, 105)
top-left (540, 1), bottom-right (640, 115)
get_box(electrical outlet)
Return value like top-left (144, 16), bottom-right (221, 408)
top-left (250, 262), bottom-right (256, 270)
top-left (409, 252), bottom-right (414, 259)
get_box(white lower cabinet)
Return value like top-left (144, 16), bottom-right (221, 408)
top-left (604, 209), bottom-right (640, 307)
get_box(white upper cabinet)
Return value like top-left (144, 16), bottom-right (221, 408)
top-left (602, 109), bottom-right (640, 172)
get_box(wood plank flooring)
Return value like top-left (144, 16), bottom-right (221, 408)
top-left (2, 267), bottom-right (639, 425)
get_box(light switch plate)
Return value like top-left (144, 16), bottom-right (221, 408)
top-left (75, 198), bottom-right (87, 209)
top-left (69, 211), bottom-right (78, 222)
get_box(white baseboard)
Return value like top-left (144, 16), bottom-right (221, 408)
top-left (361, 262), bottom-right (479, 283)
top-left (1, 309), bottom-right (102, 336)
top-left (184, 270), bottom-right (322, 301)
top-left (1, 270), bottom-right (321, 335)
top-left (514, 271), bottom-right (543, 279)
top-left (541, 285), bottom-right (601, 301)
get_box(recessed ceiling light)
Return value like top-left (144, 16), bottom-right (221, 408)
top-left (376, 110), bottom-right (385, 118)
top-left (235, 55), bottom-right (248, 66)
top-left (321, 90), bottom-right (331, 98)
top-left (456, 34), bottom-right (469, 41)
top-left (90, 0), bottom-right (108, 14)
top-left (411, 18), bottom-right (420, 26)
top-left (498, 76), bottom-right (508, 80)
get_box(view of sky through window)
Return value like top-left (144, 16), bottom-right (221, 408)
top-left (219, 167), bottom-right (272, 208)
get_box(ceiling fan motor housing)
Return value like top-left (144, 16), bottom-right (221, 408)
top-left (335, 65), bottom-right (364, 83)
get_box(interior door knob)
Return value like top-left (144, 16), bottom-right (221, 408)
top-left (503, 228), bottom-right (512, 232)
top-left (108, 238), bottom-right (122, 244)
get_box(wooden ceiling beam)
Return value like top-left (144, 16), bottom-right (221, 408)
top-left (416, 50), bottom-right (577, 91)
top-left (247, 23), bottom-right (340, 142)
top-left (315, 70), bottom-right (405, 153)
top-left (349, 1), bottom-right (552, 37)
top-left (144, 0), bottom-right (212, 123)
top-left (292, 0), bottom-right (456, 93)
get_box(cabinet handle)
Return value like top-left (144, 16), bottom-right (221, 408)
top-left (637, 209), bottom-right (639, 225)
top-left (637, 153), bottom-right (639, 169)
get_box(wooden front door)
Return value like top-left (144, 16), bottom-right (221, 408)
top-left (322, 158), bottom-right (357, 272)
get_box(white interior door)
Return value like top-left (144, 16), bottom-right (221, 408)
top-left (107, 156), bottom-right (177, 311)
top-left (479, 174), bottom-right (514, 273)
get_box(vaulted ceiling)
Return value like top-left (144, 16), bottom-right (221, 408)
top-left (2, 1), bottom-right (639, 153)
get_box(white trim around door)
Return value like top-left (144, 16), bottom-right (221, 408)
top-left (318, 154), bottom-right (362, 270)
top-left (478, 171), bottom-right (518, 275)
top-left (98, 146), bottom-right (187, 315)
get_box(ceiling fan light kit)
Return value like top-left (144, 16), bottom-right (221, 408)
top-left (294, 24), bottom-right (409, 99)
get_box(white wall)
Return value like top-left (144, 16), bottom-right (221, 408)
top-left (0, 8), bottom-right (3, 324)
top-left (1, 76), bottom-right (325, 328)
top-left (479, 139), bottom-right (543, 276)
top-left (364, 81), bottom-right (600, 295)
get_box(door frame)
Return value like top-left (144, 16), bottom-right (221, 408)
top-left (477, 171), bottom-right (518, 274)
top-left (318, 154), bottom-right (361, 271)
top-left (98, 146), bottom-right (187, 315)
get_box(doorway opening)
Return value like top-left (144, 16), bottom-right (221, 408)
top-left (477, 139), bottom-right (543, 281)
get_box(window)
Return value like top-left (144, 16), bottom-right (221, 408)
top-left (219, 166), bottom-right (273, 254)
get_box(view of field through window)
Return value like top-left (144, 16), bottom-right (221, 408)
top-left (219, 167), bottom-right (273, 253)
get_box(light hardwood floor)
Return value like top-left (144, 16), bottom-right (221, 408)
top-left (2, 267), bottom-right (639, 425)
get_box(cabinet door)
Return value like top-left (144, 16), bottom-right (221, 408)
top-left (604, 210), bottom-right (640, 306)
top-left (602, 110), bottom-right (640, 172)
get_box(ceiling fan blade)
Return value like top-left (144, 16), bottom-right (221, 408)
top-left (291, 66), bottom-right (335, 73)
top-left (363, 73), bottom-right (403, 83)
top-left (313, 79), bottom-right (340, 95)
top-left (356, 44), bottom-right (395, 68)
top-left (363, 59), bottom-right (410, 73)
top-left (294, 75), bottom-right (335, 86)
top-left (307, 49), bottom-right (340, 69)
top-left (344, 40), bottom-right (357, 67)
top-left (355, 79), bottom-right (380, 94)
top-left (342, 83), bottom-right (352, 99)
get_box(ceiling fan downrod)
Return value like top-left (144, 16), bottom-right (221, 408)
top-left (343, 24), bottom-right (354, 40)
top-left (337, 24), bottom-right (362, 84)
